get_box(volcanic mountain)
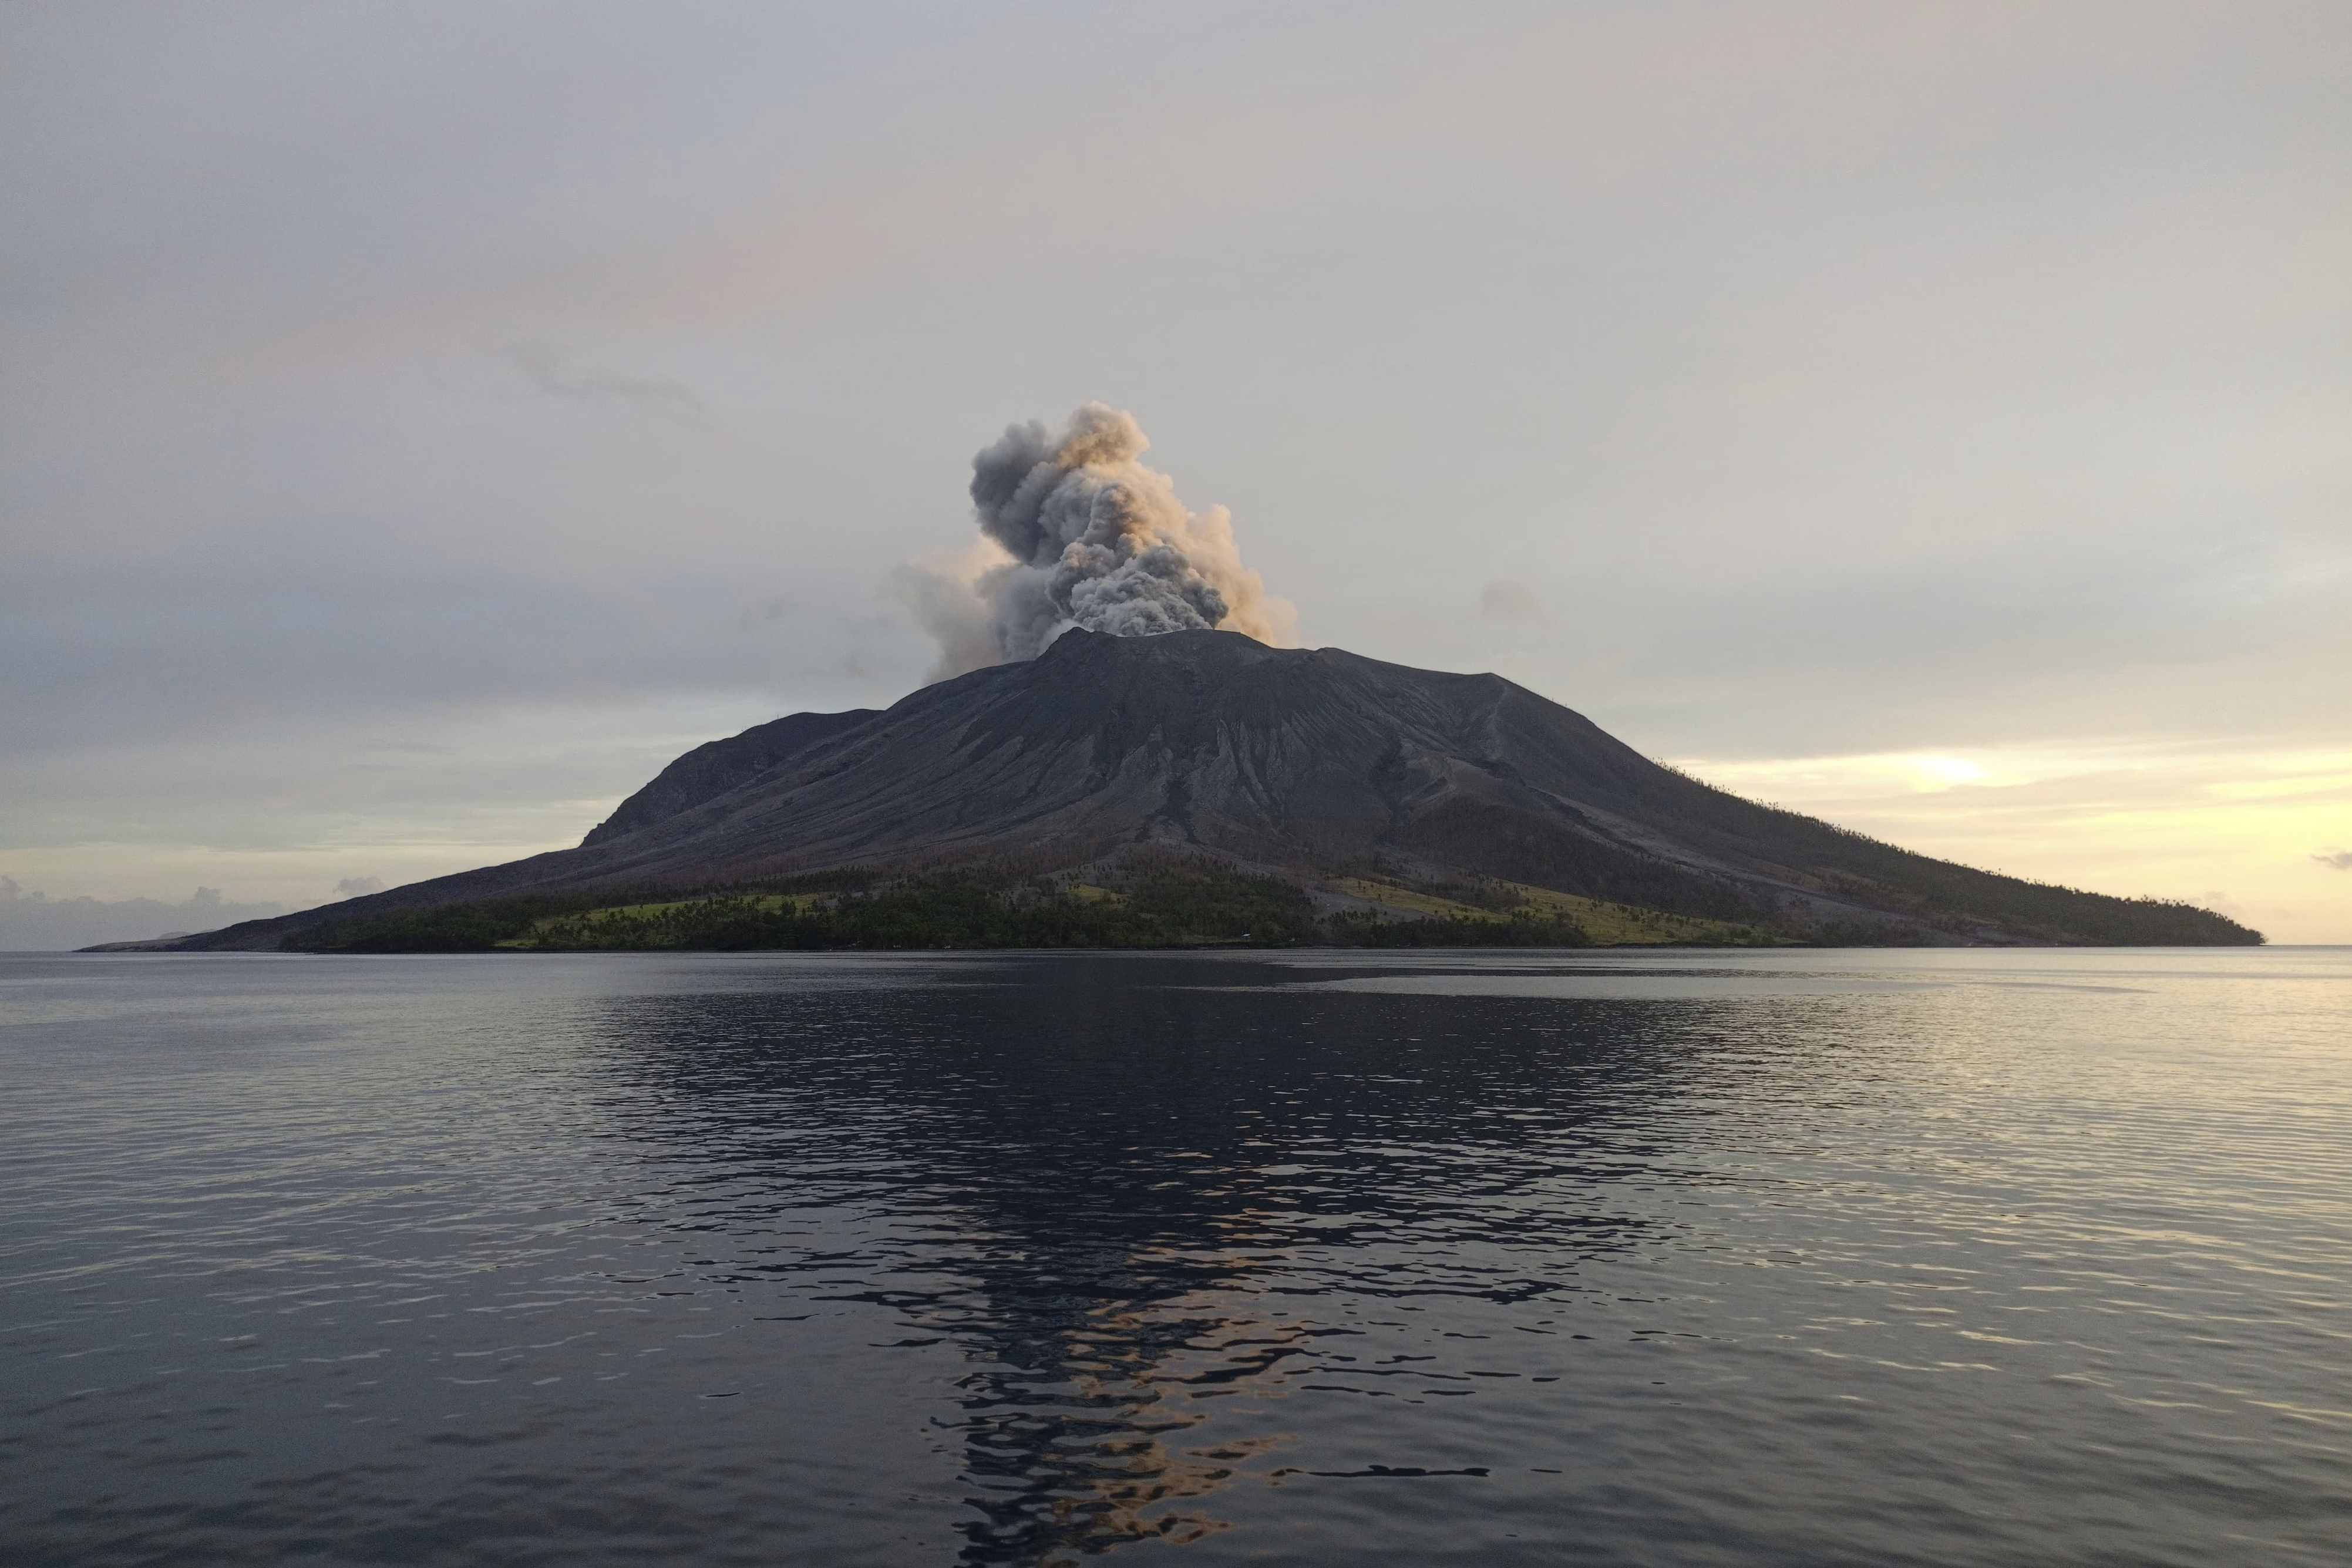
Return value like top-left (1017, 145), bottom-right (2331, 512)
top-left (139, 630), bottom-right (2254, 948)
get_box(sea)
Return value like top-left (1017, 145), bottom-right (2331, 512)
top-left (2, 946), bottom-right (2347, 1567)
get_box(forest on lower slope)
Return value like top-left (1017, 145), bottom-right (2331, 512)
top-left (283, 866), bottom-right (1607, 953)
top-left (272, 846), bottom-right (2259, 955)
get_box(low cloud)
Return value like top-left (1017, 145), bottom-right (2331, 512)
top-left (2314, 849), bottom-right (2352, 871)
top-left (1478, 581), bottom-right (1546, 621)
top-left (0, 877), bottom-right (285, 950)
top-left (0, 523), bottom-right (880, 753)
top-left (503, 341), bottom-right (706, 423)
top-left (334, 876), bottom-right (386, 898)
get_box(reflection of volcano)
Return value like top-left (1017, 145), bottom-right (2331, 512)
top-left (580, 956), bottom-right (1715, 1563)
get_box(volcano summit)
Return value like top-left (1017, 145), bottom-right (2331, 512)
top-left (122, 628), bottom-right (2256, 951)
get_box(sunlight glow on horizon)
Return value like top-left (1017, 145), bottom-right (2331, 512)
top-left (1677, 743), bottom-right (2352, 941)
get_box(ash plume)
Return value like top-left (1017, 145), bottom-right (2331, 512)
top-left (890, 405), bottom-right (1293, 680)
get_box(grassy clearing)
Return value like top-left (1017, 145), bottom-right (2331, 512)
top-left (1333, 878), bottom-right (1499, 921)
top-left (536, 892), bottom-right (824, 927)
top-left (1324, 876), bottom-right (1589, 946)
top-left (489, 892), bottom-right (826, 947)
top-left (1337, 874), bottom-right (1781, 945)
top-left (1492, 881), bottom-right (1787, 944)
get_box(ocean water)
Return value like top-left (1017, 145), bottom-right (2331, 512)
top-left (2, 946), bottom-right (2347, 1567)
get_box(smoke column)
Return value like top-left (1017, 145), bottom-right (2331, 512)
top-left (890, 405), bottom-right (1293, 680)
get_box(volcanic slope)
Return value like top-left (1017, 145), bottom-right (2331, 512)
top-left (153, 629), bottom-right (2255, 947)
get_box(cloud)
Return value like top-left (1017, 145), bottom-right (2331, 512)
top-left (0, 522), bottom-right (890, 753)
top-left (2314, 850), bottom-right (2352, 871)
top-left (0, 876), bottom-right (285, 950)
top-left (1478, 581), bottom-right (1546, 621)
top-left (334, 876), bottom-right (386, 897)
top-left (502, 341), bottom-right (707, 422)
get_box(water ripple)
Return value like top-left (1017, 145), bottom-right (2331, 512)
top-left (2, 947), bottom-right (2347, 1565)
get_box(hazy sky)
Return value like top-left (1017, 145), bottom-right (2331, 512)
top-left (4, 1), bottom-right (2347, 943)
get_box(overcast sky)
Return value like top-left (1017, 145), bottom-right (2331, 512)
top-left (4, 0), bottom-right (2347, 944)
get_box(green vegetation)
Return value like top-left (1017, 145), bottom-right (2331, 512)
top-left (1492, 881), bottom-right (1783, 944)
top-left (300, 856), bottom-right (2218, 955)
top-left (284, 873), bottom-right (872, 954)
top-left (286, 863), bottom-right (1787, 953)
top-left (1331, 877), bottom-right (1496, 921)
top-left (530, 867), bottom-right (1324, 950)
top-left (287, 894), bottom-right (608, 953)
top-left (1334, 875), bottom-right (1780, 945)
top-left (289, 866), bottom-right (1329, 953)
top-left (517, 892), bottom-right (826, 946)
top-left (1323, 909), bottom-right (1594, 947)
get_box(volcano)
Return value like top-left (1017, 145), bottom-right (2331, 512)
top-left (127, 630), bottom-right (2256, 949)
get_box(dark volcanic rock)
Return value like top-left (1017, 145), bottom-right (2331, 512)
top-left (144, 630), bottom-right (2259, 949)
top-left (581, 707), bottom-right (878, 846)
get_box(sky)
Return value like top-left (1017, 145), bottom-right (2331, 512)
top-left (3, 0), bottom-right (2347, 946)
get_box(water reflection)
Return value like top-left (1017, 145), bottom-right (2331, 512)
top-left (582, 955), bottom-right (1721, 1563)
top-left (10, 949), bottom-right (2345, 1567)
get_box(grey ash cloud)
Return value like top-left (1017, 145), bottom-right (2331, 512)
top-left (893, 404), bottom-right (1293, 680)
